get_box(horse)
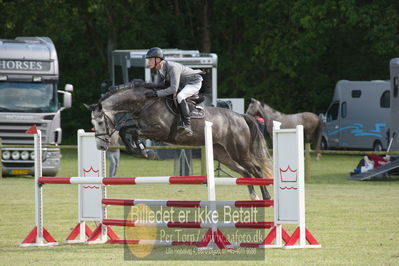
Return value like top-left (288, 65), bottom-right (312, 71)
top-left (85, 81), bottom-right (273, 200)
top-left (246, 98), bottom-right (322, 159)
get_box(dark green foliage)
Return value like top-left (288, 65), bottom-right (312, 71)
top-left (1, 0), bottom-right (398, 143)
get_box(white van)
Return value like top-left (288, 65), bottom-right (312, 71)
top-left (321, 80), bottom-right (390, 151)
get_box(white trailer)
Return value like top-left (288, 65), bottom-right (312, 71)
top-left (389, 58), bottom-right (399, 151)
top-left (321, 80), bottom-right (390, 151)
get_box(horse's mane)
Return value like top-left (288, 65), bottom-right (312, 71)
top-left (99, 79), bottom-right (144, 102)
top-left (260, 101), bottom-right (281, 115)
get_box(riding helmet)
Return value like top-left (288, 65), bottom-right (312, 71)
top-left (146, 47), bottom-right (164, 60)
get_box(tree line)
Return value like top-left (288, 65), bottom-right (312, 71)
top-left (1, 0), bottom-right (398, 143)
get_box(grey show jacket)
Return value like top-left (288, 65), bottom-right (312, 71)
top-left (155, 60), bottom-right (203, 97)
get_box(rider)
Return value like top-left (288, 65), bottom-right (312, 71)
top-left (144, 47), bottom-right (203, 136)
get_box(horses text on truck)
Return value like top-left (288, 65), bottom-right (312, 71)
top-left (0, 37), bottom-right (73, 176)
top-left (321, 80), bottom-right (390, 151)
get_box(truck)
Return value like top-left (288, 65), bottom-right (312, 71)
top-left (321, 80), bottom-right (390, 151)
top-left (0, 37), bottom-right (73, 176)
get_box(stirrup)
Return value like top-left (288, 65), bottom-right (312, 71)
top-left (177, 123), bottom-right (193, 136)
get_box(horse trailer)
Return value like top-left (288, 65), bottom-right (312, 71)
top-left (321, 80), bottom-right (390, 151)
top-left (389, 58), bottom-right (399, 152)
top-left (111, 49), bottom-right (218, 107)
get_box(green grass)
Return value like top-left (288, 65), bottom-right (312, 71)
top-left (1, 150), bottom-right (399, 265)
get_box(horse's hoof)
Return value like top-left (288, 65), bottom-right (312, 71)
top-left (250, 192), bottom-right (260, 200)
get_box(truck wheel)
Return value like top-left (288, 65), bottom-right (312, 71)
top-left (321, 138), bottom-right (328, 150)
top-left (373, 141), bottom-right (383, 152)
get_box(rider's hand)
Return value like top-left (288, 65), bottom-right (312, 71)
top-left (145, 90), bottom-right (158, 98)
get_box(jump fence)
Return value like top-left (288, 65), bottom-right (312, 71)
top-left (20, 121), bottom-right (321, 250)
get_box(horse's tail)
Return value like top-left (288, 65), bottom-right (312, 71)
top-left (314, 116), bottom-right (323, 160)
top-left (242, 114), bottom-right (273, 178)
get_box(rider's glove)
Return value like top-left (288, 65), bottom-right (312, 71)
top-left (145, 90), bottom-right (158, 98)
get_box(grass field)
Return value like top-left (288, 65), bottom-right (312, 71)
top-left (0, 150), bottom-right (398, 265)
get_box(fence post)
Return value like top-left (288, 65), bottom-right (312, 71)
top-left (305, 143), bottom-right (311, 181)
top-left (201, 146), bottom-right (206, 176)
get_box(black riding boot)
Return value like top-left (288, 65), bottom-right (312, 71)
top-left (177, 100), bottom-right (193, 136)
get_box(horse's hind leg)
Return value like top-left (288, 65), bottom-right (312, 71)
top-left (239, 161), bottom-right (271, 200)
top-left (220, 139), bottom-right (272, 200)
top-left (253, 165), bottom-right (271, 200)
top-left (213, 145), bottom-right (260, 200)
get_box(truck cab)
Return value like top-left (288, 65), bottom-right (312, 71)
top-left (0, 37), bottom-right (72, 176)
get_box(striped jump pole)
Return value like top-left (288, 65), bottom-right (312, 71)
top-left (38, 176), bottom-right (274, 186)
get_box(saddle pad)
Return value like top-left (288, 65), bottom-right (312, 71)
top-left (189, 102), bottom-right (205, 119)
top-left (190, 106), bottom-right (205, 119)
top-left (165, 97), bottom-right (205, 119)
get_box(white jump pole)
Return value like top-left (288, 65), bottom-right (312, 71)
top-left (34, 130), bottom-right (44, 245)
top-left (203, 121), bottom-right (217, 249)
top-left (20, 127), bottom-right (58, 247)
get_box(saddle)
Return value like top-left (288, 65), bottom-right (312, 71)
top-left (165, 94), bottom-right (205, 119)
top-left (143, 81), bottom-right (205, 119)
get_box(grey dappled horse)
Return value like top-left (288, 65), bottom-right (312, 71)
top-left (86, 82), bottom-right (273, 200)
top-left (246, 98), bottom-right (322, 159)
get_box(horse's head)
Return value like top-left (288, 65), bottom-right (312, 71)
top-left (84, 103), bottom-right (117, 151)
top-left (246, 98), bottom-right (262, 116)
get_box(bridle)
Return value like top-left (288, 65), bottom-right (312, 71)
top-left (93, 111), bottom-right (117, 143)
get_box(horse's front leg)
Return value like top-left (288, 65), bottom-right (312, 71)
top-left (119, 126), bottom-right (148, 158)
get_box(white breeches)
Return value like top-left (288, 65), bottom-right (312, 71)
top-left (177, 82), bottom-right (202, 103)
